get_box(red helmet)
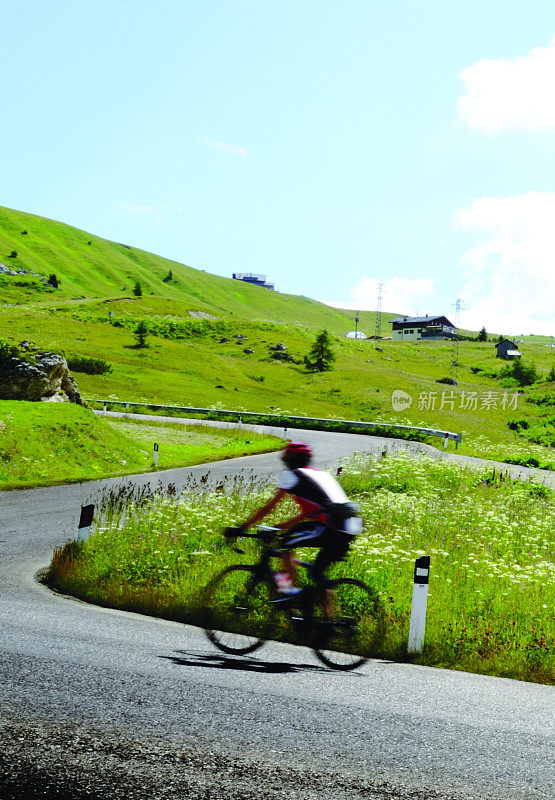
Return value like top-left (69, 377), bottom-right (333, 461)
top-left (281, 441), bottom-right (312, 467)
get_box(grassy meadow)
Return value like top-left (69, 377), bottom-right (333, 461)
top-left (0, 401), bottom-right (281, 490)
top-left (47, 452), bottom-right (554, 684)
top-left (1, 300), bottom-right (554, 467)
top-left (1, 205), bottom-right (554, 468)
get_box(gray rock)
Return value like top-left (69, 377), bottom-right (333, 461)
top-left (0, 345), bottom-right (85, 404)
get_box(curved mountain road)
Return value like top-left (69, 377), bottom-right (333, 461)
top-left (1, 429), bottom-right (553, 799)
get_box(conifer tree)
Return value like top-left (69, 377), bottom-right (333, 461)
top-left (134, 321), bottom-right (149, 348)
top-left (304, 329), bottom-right (335, 372)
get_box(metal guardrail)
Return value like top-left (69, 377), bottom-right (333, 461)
top-left (86, 399), bottom-right (463, 448)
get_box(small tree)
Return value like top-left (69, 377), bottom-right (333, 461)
top-left (162, 269), bottom-right (173, 283)
top-left (133, 280), bottom-right (143, 297)
top-left (47, 273), bottom-right (59, 288)
top-left (477, 326), bottom-right (487, 342)
top-left (304, 329), bottom-right (335, 372)
top-left (500, 358), bottom-right (539, 386)
top-left (134, 321), bottom-right (149, 348)
top-left (546, 364), bottom-right (555, 382)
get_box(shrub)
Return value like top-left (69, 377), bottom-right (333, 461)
top-left (0, 339), bottom-right (21, 367)
top-left (133, 281), bottom-right (142, 297)
top-left (507, 418), bottom-right (529, 432)
top-left (526, 392), bottom-right (555, 407)
top-left (500, 377), bottom-right (519, 389)
top-left (67, 356), bottom-right (113, 375)
top-left (499, 358), bottom-right (540, 387)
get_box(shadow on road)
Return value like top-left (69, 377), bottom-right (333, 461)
top-left (160, 650), bottom-right (364, 675)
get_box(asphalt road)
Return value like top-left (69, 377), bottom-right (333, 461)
top-left (1, 429), bottom-right (554, 799)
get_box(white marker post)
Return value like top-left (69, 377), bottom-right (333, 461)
top-left (102, 403), bottom-right (107, 416)
top-left (77, 504), bottom-right (95, 542)
top-left (407, 556), bottom-right (430, 654)
top-left (284, 427), bottom-right (288, 440)
top-left (443, 433), bottom-right (449, 450)
top-left (153, 442), bottom-right (159, 467)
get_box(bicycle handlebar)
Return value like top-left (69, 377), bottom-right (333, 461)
top-left (224, 525), bottom-right (281, 541)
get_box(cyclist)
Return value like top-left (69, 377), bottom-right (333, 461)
top-left (226, 442), bottom-right (362, 605)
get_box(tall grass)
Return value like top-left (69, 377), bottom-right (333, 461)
top-left (47, 454), bottom-right (554, 683)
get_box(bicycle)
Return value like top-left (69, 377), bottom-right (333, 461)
top-left (202, 525), bottom-right (382, 671)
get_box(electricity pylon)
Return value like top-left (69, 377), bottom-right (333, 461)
top-left (374, 282), bottom-right (383, 340)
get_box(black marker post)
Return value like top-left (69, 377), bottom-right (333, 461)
top-left (78, 504), bottom-right (95, 542)
top-left (408, 556), bottom-right (430, 654)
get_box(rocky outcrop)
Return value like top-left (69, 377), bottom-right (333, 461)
top-left (0, 342), bottom-right (85, 404)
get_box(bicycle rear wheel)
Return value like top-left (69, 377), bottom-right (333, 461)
top-left (312, 578), bottom-right (382, 670)
top-left (202, 565), bottom-right (274, 655)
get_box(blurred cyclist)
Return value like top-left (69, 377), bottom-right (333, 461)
top-left (226, 442), bottom-right (362, 604)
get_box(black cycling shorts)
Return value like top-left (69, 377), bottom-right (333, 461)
top-left (280, 522), bottom-right (351, 580)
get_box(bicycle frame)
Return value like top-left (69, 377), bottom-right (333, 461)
top-left (229, 527), bottom-right (328, 623)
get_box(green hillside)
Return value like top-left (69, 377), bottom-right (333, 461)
top-left (0, 205), bottom-right (383, 334)
top-left (1, 205), bottom-right (554, 469)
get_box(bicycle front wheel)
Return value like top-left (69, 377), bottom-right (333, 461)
top-left (202, 565), bottom-right (274, 655)
top-left (312, 578), bottom-right (382, 671)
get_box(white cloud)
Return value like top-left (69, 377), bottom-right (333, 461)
top-left (198, 135), bottom-right (248, 157)
top-left (324, 276), bottom-right (437, 316)
top-left (456, 192), bottom-right (555, 336)
top-left (458, 34), bottom-right (555, 133)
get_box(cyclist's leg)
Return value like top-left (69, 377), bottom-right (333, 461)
top-left (311, 531), bottom-right (352, 617)
top-left (279, 523), bottom-right (326, 587)
top-left (280, 549), bottom-right (297, 584)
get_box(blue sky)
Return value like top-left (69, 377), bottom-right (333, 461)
top-left (2, 1), bottom-right (555, 336)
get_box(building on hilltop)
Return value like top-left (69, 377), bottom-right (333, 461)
top-left (232, 273), bottom-right (276, 291)
top-left (495, 339), bottom-right (522, 360)
top-left (389, 315), bottom-right (456, 341)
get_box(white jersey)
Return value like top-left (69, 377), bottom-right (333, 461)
top-left (278, 467), bottom-right (362, 533)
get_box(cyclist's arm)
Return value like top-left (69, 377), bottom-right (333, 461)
top-left (242, 488), bottom-right (287, 529)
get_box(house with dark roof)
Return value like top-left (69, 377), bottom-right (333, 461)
top-left (389, 315), bottom-right (456, 341)
top-left (495, 339), bottom-right (522, 360)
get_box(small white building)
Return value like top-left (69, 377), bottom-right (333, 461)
top-left (346, 331), bottom-right (367, 339)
